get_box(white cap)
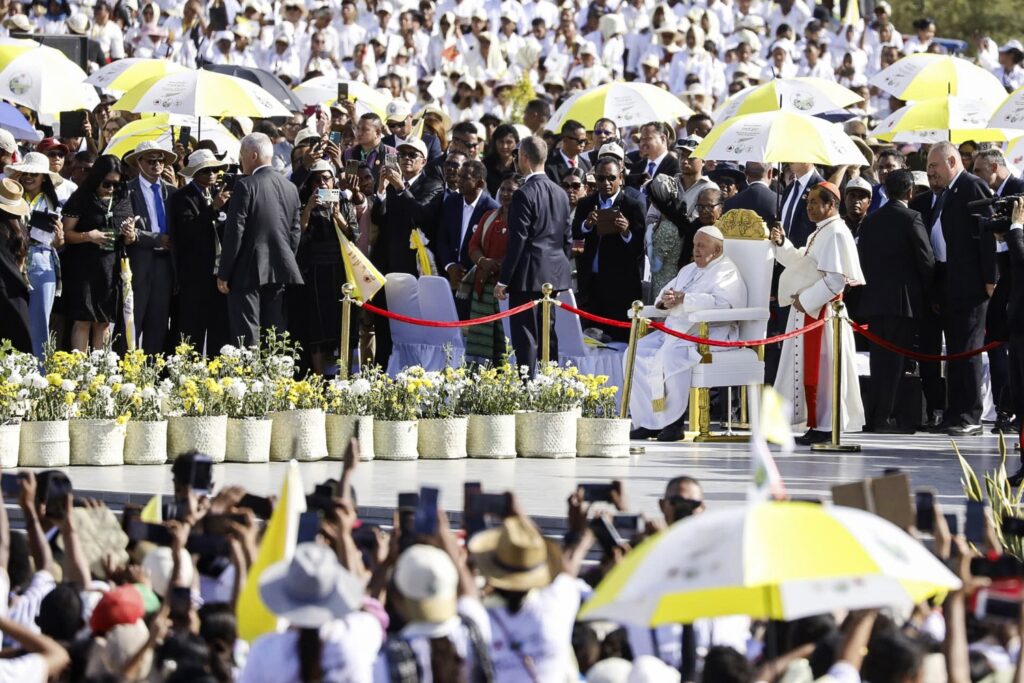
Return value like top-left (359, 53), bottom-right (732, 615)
top-left (0, 129), bottom-right (16, 154)
top-left (874, 0), bottom-right (892, 14)
top-left (628, 655), bottom-right (682, 683)
top-left (294, 127), bottom-right (321, 147)
top-left (542, 73), bottom-right (565, 88)
top-left (471, 6), bottom-right (487, 21)
top-left (598, 142), bottom-right (624, 161)
top-left (393, 545), bottom-right (458, 625)
top-left (142, 547), bottom-right (195, 598)
top-left (587, 658), bottom-right (633, 683)
top-left (845, 176), bottom-right (873, 196)
top-left (4, 14), bottom-right (35, 33)
top-left (579, 41), bottom-right (597, 57)
top-left (214, 30), bottom-right (234, 42)
top-left (640, 53), bottom-right (660, 69)
top-left (912, 170), bottom-right (930, 188)
top-left (1000, 40), bottom-right (1024, 53)
top-left (695, 225), bottom-right (724, 241)
top-left (66, 13), bottom-right (91, 34)
top-left (386, 99), bottom-right (412, 122)
top-left (376, 1), bottom-right (394, 13)
top-left (397, 137), bottom-right (428, 158)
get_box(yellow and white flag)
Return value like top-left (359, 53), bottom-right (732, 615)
top-left (335, 226), bottom-right (385, 301)
top-left (236, 461), bottom-right (307, 642)
top-left (410, 228), bottom-right (436, 277)
top-left (748, 384), bottom-right (790, 503)
top-left (760, 385), bottom-right (795, 451)
top-left (120, 257), bottom-right (136, 351)
top-left (140, 495), bottom-right (161, 523)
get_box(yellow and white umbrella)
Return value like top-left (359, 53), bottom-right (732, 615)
top-left (988, 84), bottom-right (1024, 132)
top-left (104, 114), bottom-right (240, 161)
top-left (869, 54), bottom-right (1007, 108)
top-left (0, 39), bottom-right (98, 114)
top-left (872, 96), bottom-right (1011, 144)
top-left (114, 70), bottom-right (291, 118)
top-left (292, 76), bottom-right (389, 117)
top-left (545, 82), bottom-right (695, 132)
top-left (580, 502), bottom-right (960, 626)
top-left (691, 110), bottom-right (868, 166)
top-left (713, 77), bottom-right (862, 122)
top-left (86, 58), bottom-right (188, 95)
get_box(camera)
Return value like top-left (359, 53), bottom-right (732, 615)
top-left (970, 192), bottom-right (1024, 228)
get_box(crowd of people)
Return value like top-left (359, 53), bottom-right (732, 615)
top-left (1, 450), bottom-right (1024, 683)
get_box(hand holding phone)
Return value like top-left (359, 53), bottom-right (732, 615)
top-left (414, 487), bottom-right (439, 536)
top-left (915, 490), bottom-right (935, 533)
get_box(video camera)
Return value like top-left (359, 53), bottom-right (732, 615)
top-left (969, 193), bottom-right (1024, 233)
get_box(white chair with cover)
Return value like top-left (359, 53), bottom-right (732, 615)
top-left (417, 275), bottom-right (466, 363)
top-left (383, 273), bottom-right (459, 375)
top-left (555, 290), bottom-right (626, 406)
top-left (630, 209), bottom-right (774, 441)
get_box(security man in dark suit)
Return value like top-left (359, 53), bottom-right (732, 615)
top-left (856, 169), bottom-right (935, 432)
top-left (724, 162), bottom-right (778, 224)
top-left (572, 157), bottom-right (646, 342)
top-left (779, 162), bottom-right (825, 248)
top-left (217, 133), bottom-right (303, 346)
top-left (495, 135), bottom-right (572, 375)
top-left (910, 178), bottom-right (948, 429)
top-left (168, 150), bottom-right (231, 354)
top-left (927, 141), bottom-right (996, 436)
top-left (123, 141), bottom-right (178, 354)
top-left (998, 198), bottom-right (1024, 484)
top-left (545, 119), bottom-right (592, 185)
top-left (626, 121), bottom-right (679, 189)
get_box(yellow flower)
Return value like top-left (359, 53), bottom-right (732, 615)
top-left (46, 373), bottom-right (62, 386)
top-left (116, 413), bottom-right (130, 425)
top-left (64, 392), bottom-right (75, 405)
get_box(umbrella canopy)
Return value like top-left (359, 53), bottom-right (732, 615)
top-left (988, 84), bottom-right (1024, 132)
top-left (0, 39), bottom-right (98, 114)
top-left (713, 78), bottom-right (863, 122)
top-left (872, 95), bottom-right (1011, 144)
top-left (580, 502), bottom-right (961, 626)
top-left (1004, 136), bottom-right (1024, 174)
top-left (202, 63), bottom-right (303, 113)
top-left (86, 58), bottom-right (188, 95)
top-left (546, 82), bottom-right (695, 132)
top-left (691, 110), bottom-right (868, 166)
top-left (870, 54), bottom-right (1007, 107)
top-left (292, 76), bottom-right (389, 117)
top-left (104, 114), bottom-right (240, 161)
top-left (114, 70), bottom-right (292, 119)
top-left (0, 102), bottom-right (41, 141)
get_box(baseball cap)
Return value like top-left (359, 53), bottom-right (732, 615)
top-left (294, 127), bottom-right (321, 148)
top-left (912, 170), bottom-right (930, 188)
top-left (674, 134), bottom-right (702, 152)
top-left (36, 137), bottom-right (69, 155)
top-left (393, 544), bottom-right (458, 625)
top-left (845, 176), bottom-right (873, 196)
top-left (398, 138), bottom-right (428, 158)
top-left (386, 99), bottom-right (412, 122)
top-left (90, 585), bottom-right (145, 636)
top-left (1000, 40), bottom-right (1024, 54)
top-left (598, 142), bottom-right (625, 161)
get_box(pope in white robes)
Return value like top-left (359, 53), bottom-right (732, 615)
top-left (771, 182), bottom-right (866, 445)
top-left (628, 227), bottom-right (748, 440)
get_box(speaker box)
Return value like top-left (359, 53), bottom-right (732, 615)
top-left (11, 33), bottom-right (89, 72)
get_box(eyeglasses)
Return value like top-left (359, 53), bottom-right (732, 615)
top-left (100, 180), bottom-right (118, 189)
top-left (315, 173), bottom-right (334, 183)
top-left (195, 168), bottom-right (220, 176)
top-left (141, 157), bottom-right (166, 165)
top-left (386, 121), bottom-right (405, 129)
top-left (45, 150), bottom-right (66, 158)
top-left (593, 128), bottom-right (615, 137)
top-left (453, 138), bottom-right (478, 148)
top-left (565, 137), bottom-right (587, 145)
top-left (593, 174), bottom-right (617, 182)
top-left (695, 202), bottom-right (722, 211)
top-left (562, 182), bottom-right (583, 189)
top-left (398, 150), bottom-right (422, 159)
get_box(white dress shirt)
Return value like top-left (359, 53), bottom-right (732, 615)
top-left (451, 192), bottom-right (482, 269)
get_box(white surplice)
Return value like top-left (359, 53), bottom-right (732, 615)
top-left (773, 214), bottom-right (866, 432)
top-left (628, 255), bottom-right (748, 430)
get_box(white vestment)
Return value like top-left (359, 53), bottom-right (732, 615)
top-left (628, 255), bottom-right (747, 429)
top-left (773, 214), bottom-right (866, 432)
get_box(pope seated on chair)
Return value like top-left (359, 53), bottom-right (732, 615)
top-left (628, 226), bottom-right (748, 441)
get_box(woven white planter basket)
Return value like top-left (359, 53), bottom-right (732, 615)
top-left (167, 415), bottom-right (227, 462)
top-left (19, 420), bottom-right (69, 467)
top-left (69, 419), bottom-right (125, 466)
top-left (418, 417), bottom-right (468, 459)
top-left (467, 414), bottom-right (516, 459)
top-left (124, 420), bottom-right (167, 465)
top-left (270, 409), bottom-right (327, 462)
top-left (576, 417), bottom-right (631, 458)
top-left (326, 414), bottom-right (375, 461)
top-left (225, 418), bottom-right (272, 463)
top-left (516, 411), bottom-right (577, 458)
top-left (373, 420), bottom-right (418, 460)
top-left (0, 422), bottom-right (20, 469)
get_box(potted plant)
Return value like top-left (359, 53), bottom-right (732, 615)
top-left (223, 377), bottom-right (274, 463)
top-left (464, 362), bottom-right (520, 459)
top-left (369, 370), bottom-right (421, 460)
top-left (517, 363), bottom-right (584, 458)
top-left (67, 347), bottom-right (132, 466)
top-left (0, 342), bottom-right (35, 468)
top-left (325, 368), bottom-right (377, 461)
top-left (18, 355), bottom-right (76, 467)
top-left (119, 350), bottom-right (169, 465)
top-left (416, 366), bottom-right (470, 460)
top-left (576, 374), bottom-right (629, 457)
top-left (165, 342), bottom-right (227, 462)
top-left (269, 376), bottom-right (328, 462)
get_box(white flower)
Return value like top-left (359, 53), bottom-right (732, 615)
top-left (26, 373), bottom-right (47, 390)
top-left (119, 382), bottom-right (136, 397)
top-left (8, 370), bottom-right (22, 385)
top-left (97, 385), bottom-right (113, 397)
top-left (61, 379), bottom-right (76, 392)
top-left (351, 378), bottom-right (372, 395)
top-left (16, 389), bottom-right (29, 401)
top-left (108, 374), bottom-right (123, 385)
top-left (251, 380), bottom-right (264, 394)
top-left (219, 345), bottom-right (239, 357)
top-left (141, 387), bottom-right (157, 401)
top-left (227, 382), bottom-right (247, 400)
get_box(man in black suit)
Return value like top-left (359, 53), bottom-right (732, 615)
top-left (495, 136), bottom-right (572, 375)
top-left (369, 137), bottom-right (445, 365)
top-left (168, 150), bottom-right (231, 354)
top-left (382, 99), bottom-right (443, 164)
top-left (974, 148), bottom-right (1024, 432)
top-left (123, 141), bottom-right (178, 354)
top-left (927, 141), bottom-right (997, 436)
top-left (626, 122), bottom-right (679, 190)
top-left (779, 162), bottom-right (825, 248)
top-left (587, 118), bottom-right (618, 166)
top-left (217, 133), bottom-right (303, 345)
top-left (724, 162), bottom-right (778, 224)
top-left (910, 177), bottom-right (948, 429)
top-left (855, 170), bottom-right (935, 433)
top-left (434, 159), bottom-right (499, 316)
top-left (545, 119), bottom-right (592, 185)
top-left (572, 157), bottom-right (646, 342)
top-left (998, 199), bottom-right (1024, 484)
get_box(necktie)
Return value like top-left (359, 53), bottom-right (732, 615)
top-left (783, 182), bottom-right (800, 231)
top-left (151, 182), bottom-right (167, 234)
top-left (646, 160), bottom-right (656, 176)
top-left (568, 157), bottom-right (576, 168)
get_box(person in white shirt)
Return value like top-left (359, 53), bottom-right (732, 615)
top-left (337, 0), bottom-right (368, 58)
top-left (798, 41), bottom-right (835, 80)
top-left (995, 41), bottom-right (1024, 92)
top-left (90, 1), bottom-right (125, 60)
top-left (903, 17), bottom-right (936, 54)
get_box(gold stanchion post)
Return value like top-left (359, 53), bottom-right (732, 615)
top-left (619, 300), bottom-right (645, 419)
top-left (339, 283), bottom-right (354, 378)
top-left (811, 300), bottom-right (860, 452)
top-left (540, 282), bottom-right (553, 366)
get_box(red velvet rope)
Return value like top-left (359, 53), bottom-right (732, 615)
top-left (849, 321), bottom-right (1002, 362)
top-left (556, 301), bottom-right (633, 329)
top-left (358, 299), bottom-right (536, 327)
top-left (648, 317), bottom-right (828, 347)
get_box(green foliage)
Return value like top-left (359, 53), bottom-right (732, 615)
top-left (892, 0), bottom-right (1019, 49)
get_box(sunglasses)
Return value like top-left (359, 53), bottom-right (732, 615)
top-left (593, 129), bottom-right (615, 137)
top-left (100, 180), bottom-right (118, 189)
top-left (142, 157), bottom-right (166, 165)
top-left (45, 150), bottom-right (66, 158)
top-left (562, 182), bottom-right (583, 189)
top-left (195, 168), bottom-right (220, 176)
top-left (453, 138), bottom-right (478, 148)
top-left (565, 137), bottom-right (588, 145)
top-left (695, 203), bottom-right (722, 211)
top-left (594, 174), bottom-right (618, 182)
top-left (397, 151), bottom-right (421, 159)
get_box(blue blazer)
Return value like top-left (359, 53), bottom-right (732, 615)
top-left (433, 190), bottom-right (500, 270)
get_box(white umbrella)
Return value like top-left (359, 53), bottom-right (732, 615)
top-left (872, 96), bottom-right (1012, 144)
top-left (86, 58), bottom-right (188, 95)
top-left (0, 39), bottom-right (98, 114)
top-left (869, 54), bottom-right (1007, 107)
top-left (545, 82), bottom-right (695, 132)
top-left (292, 76), bottom-right (390, 117)
top-left (713, 77), bottom-right (863, 122)
top-left (114, 69), bottom-right (291, 118)
top-left (987, 84), bottom-right (1024, 132)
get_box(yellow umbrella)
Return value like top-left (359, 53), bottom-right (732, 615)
top-left (114, 70), bottom-right (291, 118)
top-left (580, 502), bottom-right (960, 626)
top-left (546, 82), bottom-right (694, 132)
top-left (103, 114), bottom-right (240, 160)
top-left (872, 95), bottom-right (1011, 144)
top-left (86, 58), bottom-right (188, 95)
top-left (869, 54), bottom-right (1007, 107)
top-left (713, 77), bottom-right (863, 122)
top-left (0, 40), bottom-right (98, 114)
top-left (292, 76), bottom-right (389, 117)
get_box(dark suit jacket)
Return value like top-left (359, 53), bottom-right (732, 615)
top-left (126, 175), bottom-right (177, 287)
top-left (434, 190), bottom-right (500, 271)
top-left (499, 172), bottom-right (572, 292)
top-left (1005, 227), bottom-right (1024, 336)
top-left (370, 173), bottom-right (444, 276)
top-left (383, 132), bottom-right (443, 164)
top-left (217, 167), bottom-right (303, 289)
top-left (626, 152), bottom-right (680, 188)
top-left (571, 190), bottom-right (645, 306)
top-left (544, 151), bottom-right (592, 185)
top-left (168, 182), bottom-right (224, 283)
top-left (781, 170), bottom-right (825, 248)
top-left (941, 171), bottom-right (996, 310)
top-left (724, 182), bottom-right (778, 225)
top-left (995, 176), bottom-right (1024, 286)
top-left (856, 201), bottom-right (934, 319)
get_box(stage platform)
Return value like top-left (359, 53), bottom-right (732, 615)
top-left (15, 430), bottom-right (1009, 531)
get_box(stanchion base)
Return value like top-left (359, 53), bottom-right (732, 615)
top-left (693, 434), bottom-right (751, 444)
top-left (810, 443), bottom-right (862, 452)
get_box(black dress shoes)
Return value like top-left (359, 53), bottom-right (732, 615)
top-left (796, 429), bottom-right (831, 446)
top-left (657, 416), bottom-right (687, 442)
top-left (947, 423), bottom-right (982, 437)
top-left (992, 413), bottom-right (1019, 434)
top-left (629, 427), bottom-right (659, 440)
top-left (875, 418), bottom-right (913, 435)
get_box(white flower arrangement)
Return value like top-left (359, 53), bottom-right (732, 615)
top-left (521, 363), bottom-right (586, 413)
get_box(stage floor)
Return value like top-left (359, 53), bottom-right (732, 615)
top-left (50, 430), bottom-right (1011, 524)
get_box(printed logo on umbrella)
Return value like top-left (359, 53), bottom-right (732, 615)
top-left (8, 72), bottom-right (32, 96)
top-left (790, 93), bottom-right (815, 111)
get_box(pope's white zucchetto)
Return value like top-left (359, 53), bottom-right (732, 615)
top-left (695, 225), bottom-right (724, 242)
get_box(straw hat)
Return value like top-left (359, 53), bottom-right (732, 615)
top-left (66, 13), bottom-right (91, 35)
top-left (259, 543), bottom-right (365, 628)
top-left (181, 149), bottom-right (228, 177)
top-left (0, 179), bottom-right (30, 218)
top-left (468, 516), bottom-right (562, 591)
top-left (123, 140), bottom-right (178, 167)
top-left (5, 152), bottom-right (64, 186)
